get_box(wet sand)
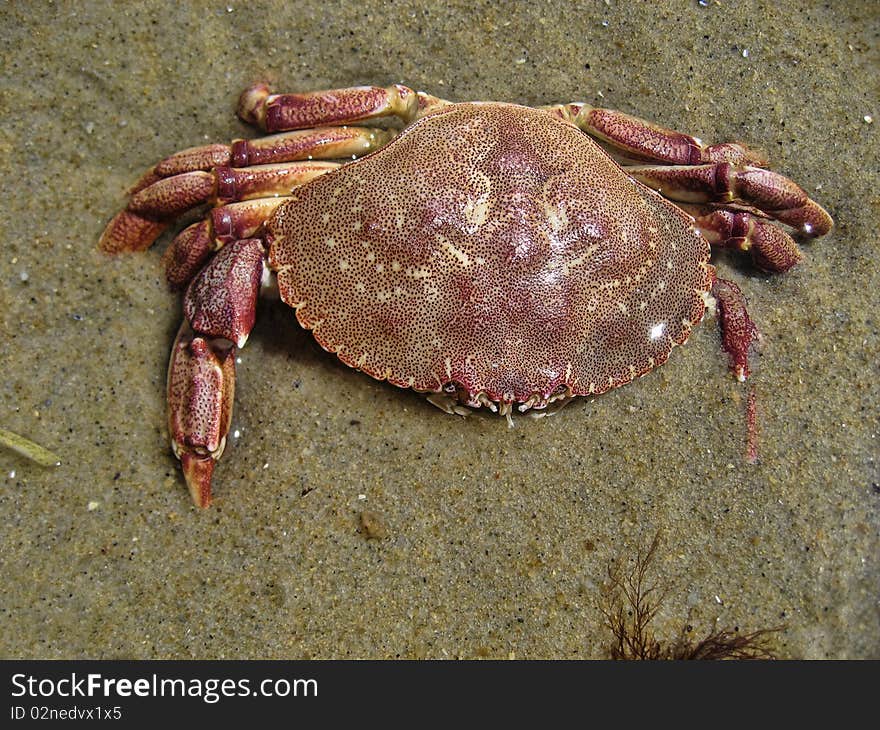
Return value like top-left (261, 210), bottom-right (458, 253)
top-left (1, 0), bottom-right (877, 658)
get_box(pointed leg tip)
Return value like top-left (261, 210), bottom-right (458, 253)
top-left (750, 220), bottom-right (803, 273)
top-left (181, 452), bottom-right (215, 508)
top-left (99, 210), bottom-right (167, 254)
top-left (803, 202), bottom-right (834, 238)
top-left (238, 83), bottom-right (272, 128)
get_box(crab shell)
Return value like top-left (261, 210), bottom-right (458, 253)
top-left (267, 102), bottom-right (712, 412)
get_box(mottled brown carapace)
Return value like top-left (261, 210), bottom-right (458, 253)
top-left (270, 103), bottom-right (711, 410)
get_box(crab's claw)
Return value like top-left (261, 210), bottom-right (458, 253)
top-left (167, 323), bottom-right (236, 507)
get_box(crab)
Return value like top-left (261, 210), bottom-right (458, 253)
top-left (100, 83), bottom-right (832, 507)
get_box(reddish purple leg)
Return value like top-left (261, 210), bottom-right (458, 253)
top-left (710, 275), bottom-right (760, 382)
top-left (167, 236), bottom-right (266, 507)
top-left (184, 238), bottom-right (265, 348)
top-left (131, 127), bottom-right (394, 194)
top-left (542, 102), bottom-right (768, 166)
top-left (99, 85), bottom-right (370, 504)
top-left (237, 82), bottom-right (447, 132)
top-left (162, 198), bottom-right (287, 288)
top-left (703, 275), bottom-right (763, 465)
top-left (99, 160), bottom-right (340, 255)
top-left (625, 163), bottom-right (833, 238)
top-left (167, 323), bottom-right (236, 508)
top-left (690, 208), bottom-right (802, 273)
top-left (543, 100), bottom-right (833, 261)
top-left (100, 105), bottom-right (396, 258)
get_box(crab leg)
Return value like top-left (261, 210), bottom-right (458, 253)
top-left (184, 238), bottom-right (266, 348)
top-left (100, 160), bottom-right (340, 255)
top-left (101, 119), bottom-right (396, 256)
top-left (168, 237), bottom-right (268, 507)
top-left (543, 101), bottom-right (832, 244)
top-left (101, 99), bottom-right (405, 271)
top-left (237, 82), bottom-right (448, 132)
top-left (626, 162), bottom-right (833, 238)
top-left (167, 322), bottom-right (237, 508)
top-left (166, 193), bottom-right (281, 505)
top-left (131, 126), bottom-right (396, 193)
top-left (542, 102), bottom-right (767, 166)
top-left (708, 271), bottom-right (761, 382)
top-left (689, 207), bottom-right (803, 273)
top-left (709, 271), bottom-right (763, 462)
top-left (162, 197), bottom-right (291, 288)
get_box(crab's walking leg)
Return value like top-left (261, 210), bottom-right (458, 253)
top-left (545, 101), bottom-right (833, 245)
top-left (709, 273), bottom-right (760, 382)
top-left (100, 160), bottom-right (341, 255)
top-left (130, 126), bottom-right (396, 193)
top-left (237, 83), bottom-right (449, 132)
top-left (542, 102), bottom-right (767, 166)
top-left (101, 89), bottom-right (408, 264)
top-left (162, 197), bottom-right (282, 288)
top-left (702, 272), bottom-right (762, 464)
top-left (100, 125), bottom-right (395, 256)
top-left (625, 162), bottom-right (833, 238)
top-left (687, 207), bottom-right (803, 273)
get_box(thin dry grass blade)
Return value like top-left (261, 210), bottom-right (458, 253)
top-left (0, 428), bottom-right (61, 467)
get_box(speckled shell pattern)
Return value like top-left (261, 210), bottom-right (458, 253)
top-left (268, 103), bottom-right (712, 409)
